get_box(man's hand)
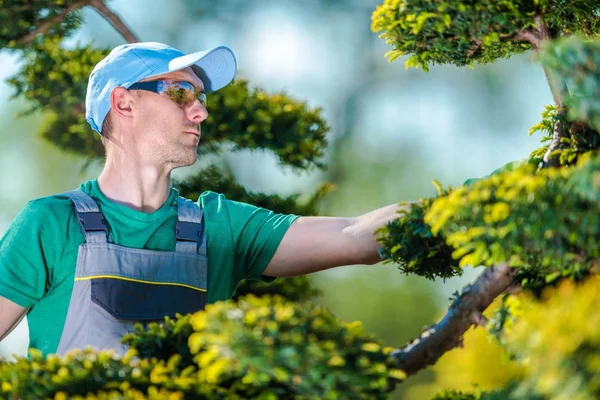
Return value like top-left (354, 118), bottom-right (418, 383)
top-left (263, 203), bottom-right (407, 277)
top-left (0, 296), bottom-right (27, 341)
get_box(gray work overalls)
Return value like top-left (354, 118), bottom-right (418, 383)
top-left (55, 189), bottom-right (207, 356)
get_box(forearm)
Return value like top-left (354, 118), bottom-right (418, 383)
top-left (344, 203), bottom-right (406, 265)
top-left (264, 202), bottom-right (407, 277)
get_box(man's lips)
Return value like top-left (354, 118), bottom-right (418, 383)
top-left (185, 130), bottom-right (199, 137)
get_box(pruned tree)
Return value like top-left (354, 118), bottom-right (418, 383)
top-left (372, 1), bottom-right (600, 398)
top-left (2, 0), bottom-right (600, 399)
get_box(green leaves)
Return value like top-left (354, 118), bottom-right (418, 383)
top-left (371, 0), bottom-right (600, 70)
top-left (376, 196), bottom-right (460, 281)
top-left (0, 0), bottom-right (86, 49)
top-left (178, 295), bottom-right (404, 397)
top-left (7, 37), bottom-right (108, 117)
top-left (372, 0), bottom-right (532, 70)
top-left (201, 79), bottom-right (330, 170)
top-left (6, 38), bottom-right (109, 159)
top-left (233, 275), bottom-right (322, 302)
top-left (174, 165), bottom-right (333, 216)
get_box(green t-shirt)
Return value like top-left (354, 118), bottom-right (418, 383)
top-left (0, 180), bottom-right (298, 356)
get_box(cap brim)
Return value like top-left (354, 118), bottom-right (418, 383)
top-left (165, 46), bottom-right (237, 93)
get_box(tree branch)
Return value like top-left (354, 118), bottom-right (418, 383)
top-left (391, 263), bottom-right (517, 377)
top-left (17, 0), bottom-right (93, 46)
top-left (467, 38), bottom-right (483, 58)
top-left (534, 15), bottom-right (551, 42)
top-left (542, 109), bottom-right (567, 168)
top-left (516, 16), bottom-right (564, 161)
top-left (514, 17), bottom-right (563, 108)
top-left (90, 0), bottom-right (139, 43)
top-left (542, 63), bottom-right (564, 109)
top-left (514, 29), bottom-right (542, 49)
top-left (537, 16), bottom-right (565, 167)
top-left (534, 16), bottom-right (564, 110)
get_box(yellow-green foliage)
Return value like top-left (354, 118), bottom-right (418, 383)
top-left (406, 280), bottom-right (600, 400)
top-left (430, 390), bottom-right (479, 400)
top-left (0, 347), bottom-right (207, 399)
top-left (0, 295), bottom-right (405, 399)
top-left (425, 156), bottom-right (600, 292)
top-left (371, 0), bottom-right (600, 70)
top-left (541, 36), bottom-right (600, 132)
top-left (377, 155), bottom-right (600, 293)
top-left (486, 293), bottom-right (528, 343)
top-left (500, 276), bottom-right (600, 400)
top-left (0, 0), bottom-right (84, 49)
top-left (405, 298), bottom-right (525, 400)
top-left (134, 295), bottom-right (404, 398)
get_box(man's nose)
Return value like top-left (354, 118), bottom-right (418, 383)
top-left (186, 100), bottom-right (208, 124)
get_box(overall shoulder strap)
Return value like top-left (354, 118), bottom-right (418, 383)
top-left (61, 189), bottom-right (108, 243)
top-left (176, 196), bottom-right (206, 256)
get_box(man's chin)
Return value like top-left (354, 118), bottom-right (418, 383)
top-left (178, 156), bottom-right (198, 168)
top-left (169, 152), bottom-right (198, 169)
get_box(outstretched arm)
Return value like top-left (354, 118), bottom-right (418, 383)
top-left (263, 203), bottom-right (405, 277)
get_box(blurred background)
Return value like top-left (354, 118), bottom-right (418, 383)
top-left (0, 0), bottom-right (552, 398)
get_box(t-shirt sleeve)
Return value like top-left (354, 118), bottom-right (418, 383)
top-left (224, 197), bottom-right (299, 282)
top-left (0, 200), bottom-right (59, 308)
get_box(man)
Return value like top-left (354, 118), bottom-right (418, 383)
top-left (0, 42), bottom-right (402, 357)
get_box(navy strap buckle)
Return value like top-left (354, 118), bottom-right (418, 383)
top-left (78, 212), bottom-right (107, 232)
top-left (176, 221), bottom-right (202, 243)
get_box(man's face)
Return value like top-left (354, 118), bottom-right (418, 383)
top-left (130, 67), bottom-right (208, 169)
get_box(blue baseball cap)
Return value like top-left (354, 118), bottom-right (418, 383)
top-left (85, 42), bottom-right (237, 134)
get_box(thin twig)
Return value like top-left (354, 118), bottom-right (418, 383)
top-left (390, 263), bottom-right (517, 377)
top-left (90, 0), bottom-right (139, 43)
top-left (514, 29), bottom-right (542, 49)
top-left (17, 0), bottom-right (93, 46)
top-left (467, 39), bottom-right (483, 58)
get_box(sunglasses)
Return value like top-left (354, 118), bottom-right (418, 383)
top-left (128, 80), bottom-right (207, 108)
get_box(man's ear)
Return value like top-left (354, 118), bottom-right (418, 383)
top-left (110, 87), bottom-right (135, 119)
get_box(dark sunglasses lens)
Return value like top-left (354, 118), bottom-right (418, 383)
top-left (198, 92), bottom-right (207, 107)
top-left (164, 87), bottom-right (192, 105)
top-left (161, 81), bottom-right (206, 107)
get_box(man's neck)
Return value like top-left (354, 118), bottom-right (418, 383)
top-left (97, 160), bottom-right (172, 213)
